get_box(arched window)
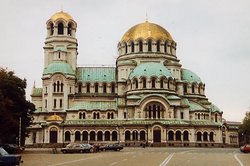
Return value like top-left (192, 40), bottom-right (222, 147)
top-left (164, 42), bottom-right (168, 53)
top-left (132, 131), bottom-right (138, 141)
top-left (86, 83), bottom-right (90, 93)
top-left (203, 132), bottom-right (208, 141)
top-left (94, 83), bottom-right (98, 93)
top-left (82, 131), bottom-right (88, 141)
top-left (142, 77), bottom-right (147, 88)
top-left (168, 131), bottom-right (174, 141)
top-left (176, 131), bottom-right (182, 141)
top-left (97, 112), bottom-right (100, 119)
top-left (183, 131), bottom-right (189, 141)
top-left (53, 82), bottom-right (56, 92)
top-left (160, 78), bottom-right (164, 88)
top-left (148, 40), bottom-right (152, 52)
top-left (90, 131), bottom-right (95, 141)
top-left (104, 131), bottom-right (110, 141)
top-left (124, 43), bottom-right (127, 54)
top-left (135, 79), bottom-right (138, 89)
top-left (93, 112), bottom-right (96, 119)
top-left (197, 132), bottom-right (202, 141)
top-left (111, 82), bottom-right (115, 93)
top-left (198, 113), bottom-right (200, 120)
top-left (61, 83), bottom-right (63, 92)
top-left (151, 77), bottom-right (156, 88)
top-left (58, 23), bottom-right (64, 35)
top-left (210, 132), bottom-right (214, 142)
top-left (75, 131), bottom-right (81, 141)
top-left (131, 42), bottom-right (134, 52)
top-left (97, 131), bottom-right (103, 141)
top-left (125, 131), bottom-right (131, 141)
top-left (140, 131), bottom-right (146, 141)
top-left (215, 114), bottom-right (218, 122)
top-left (156, 40), bottom-right (161, 52)
top-left (103, 83), bottom-right (107, 93)
top-left (79, 112), bottom-right (86, 119)
top-left (50, 23), bottom-right (54, 35)
top-left (192, 84), bottom-right (195, 93)
top-left (139, 40), bottom-right (143, 52)
top-left (79, 112), bottom-right (82, 119)
top-left (68, 23), bottom-right (72, 36)
top-left (57, 81), bottom-right (60, 92)
top-left (111, 112), bottom-right (114, 119)
top-left (65, 131), bottom-right (71, 141)
top-left (78, 83), bottom-right (82, 93)
top-left (112, 131), bottom-right (118, 141)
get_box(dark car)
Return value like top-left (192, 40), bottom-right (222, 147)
top-left (61, 143), bottom-right (94, 153)
top-left (240, 144), bottom-right (250, 153)
top-left (99, 144), bottom-right (123, 151)
top-left (0, 144), bottom-right (23, 154)
top-left (0, 147), bottom-right (22, 166)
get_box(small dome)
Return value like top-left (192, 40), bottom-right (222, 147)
top-left (129, 62), bottom-right (173, 79)
top-left (50, 11), bottom-right (73, 22)
top-left (43, 62), bottom-right (75, 76)
top-left (47, 115), bottom-right (63, 121)
top-left (121, 21), bottom-right (174, 42)
top-left (181, 69), bottom-right (202, 83)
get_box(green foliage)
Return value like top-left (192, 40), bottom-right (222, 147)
top-left (239, 111), bottom-right (250, 143)
top-left (0, 68), bottom-right (35, 145)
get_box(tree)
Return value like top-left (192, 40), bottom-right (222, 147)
top-left (239, 111), bottom-right (250, 144)
top-left (0, 68), bottom-right (35, 145)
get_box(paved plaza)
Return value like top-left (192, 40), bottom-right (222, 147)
top-left (21, 147), bottom-right (249, 166)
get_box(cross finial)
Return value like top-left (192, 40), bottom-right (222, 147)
top-left (61, 5), bottom-right (63, 12)
top-left (146, 11), bottom-right (148, 22)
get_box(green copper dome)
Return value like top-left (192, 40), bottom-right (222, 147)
top-left (43, 62), bottom-right (75, 76)
top-left (181, 69), bottom-right (202, 83)
top-left (129, 62), bottom-right (173, 79)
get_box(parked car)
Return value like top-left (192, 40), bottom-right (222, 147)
top-left (240, 144), bottom-right (250, 153)
top-left (0, 144), bottom-right (23, 154)
top-left (0, 147), bottom-right (22, 166)
top-left (99, 144), bottom-right (123, 151)
top-left (61, 143), bottom-right (94, 153)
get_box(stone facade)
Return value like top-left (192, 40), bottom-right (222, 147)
top-left (25, 11), bottom-right (239, 147)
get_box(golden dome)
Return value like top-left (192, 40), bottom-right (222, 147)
top-left (47, 115), bottom-right (63, 121)
top-left (121, 21), bottom-right (174, 42)
top-left (50, 11), bottom-right (73, 22)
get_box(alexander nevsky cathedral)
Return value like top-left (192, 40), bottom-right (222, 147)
top-left (25, 11), bottom-right (239, 147)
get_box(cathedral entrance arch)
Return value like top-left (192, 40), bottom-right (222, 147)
top-left (49, 127), bottom-right (58, 143)
top-left (153, 126), bottom-right (161, 143)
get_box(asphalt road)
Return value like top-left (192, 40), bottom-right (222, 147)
top-left (21, 147), bottom-right (249, 166)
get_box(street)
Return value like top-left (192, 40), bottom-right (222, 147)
top-left (21, 147), bottom-right (249, 166)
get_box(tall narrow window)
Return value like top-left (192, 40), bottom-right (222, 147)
top-left (53, 99), bottom-right (56, 108)
top-left (97, 112), bottom-right (100, 119)
top-left (192, 84), bottom-right (195, 93)
top-left (142, 77), bottom-right (146, 88)
top-left (86, 83), bottom-right (90, 93)
top-left (45, 99), bottom-right (47, 108)
top-left (157, 40), bottom-right (161, 52)
top-left (58, 23), bottom-right (64, 35)
top-left (135, 79), bottom-right (138, 89)
top-left (148, 40), bottom-right (152, 52)
top-left (111, 83), bottom-right (115, 93)
top-left (215, 114), bottom-right (218, 122)
top-left (131, 42), bottom-right (134, 52)
top-left (61, 83), bottom-right (63, 92)
top-left (94, 83), bottom-right (99, 93)
top-left (103, 83), bottom-right (107, 93)
top-left (60, 99), bottom-right (62, 108)
top-left (151, 77), bottom-right (156, 88)
top-left (183, 83), bottom-right (187, 93)
top-left (139, 40), bottom-right (143, 52)
top-left (58, 51), bottom-right (61, 59)
top-left (53, 83), bottom-right (56, 92)
top-left (78, 83), bottom-right (82, 93)
top-left (181, 112), bottom-right (184, 119)
top-left (164, 42), bottom-right (168, 53)
top-left (82, 112), bottom-right (86, 119)
top-left (68, 23), bottom-right (72, 36)
top-left (57, 81), bottom-right (60, 92)
top-left (125, 43), bottom-right (127, 54)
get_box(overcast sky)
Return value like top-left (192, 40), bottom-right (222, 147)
top-left (0, 0), bottom-right (249, 122)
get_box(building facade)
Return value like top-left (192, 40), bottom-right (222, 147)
top-left (26, 11), bottom-right (239, 147)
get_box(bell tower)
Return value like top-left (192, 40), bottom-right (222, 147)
top-left (44, 11), bottom-right (78, 70)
